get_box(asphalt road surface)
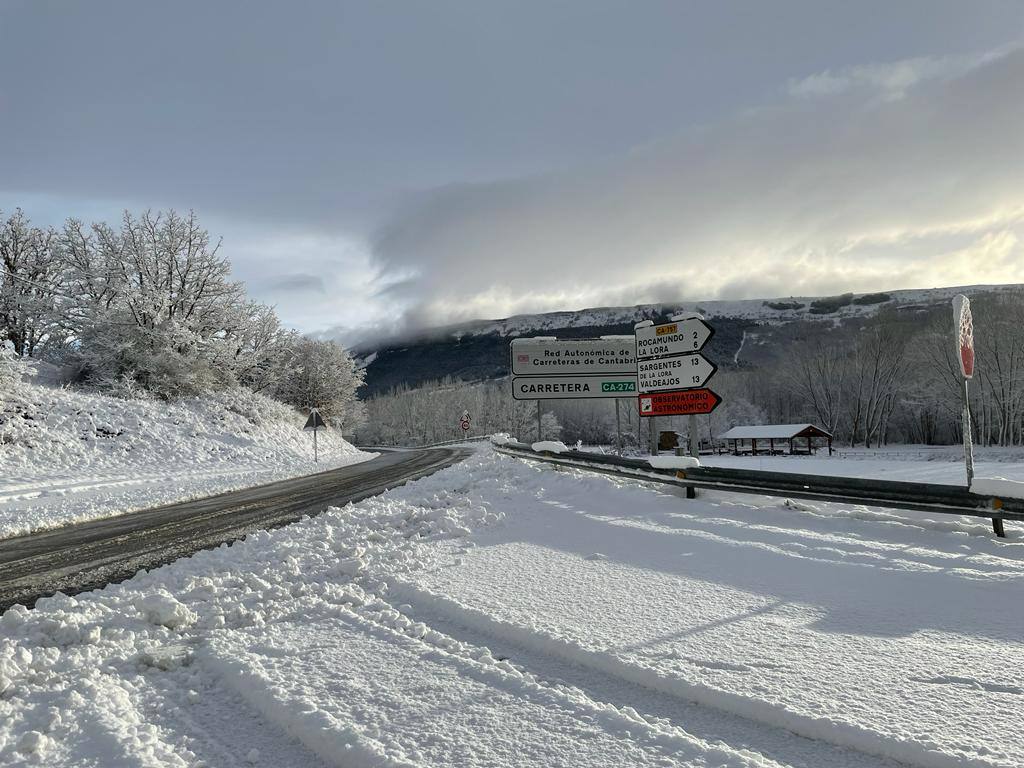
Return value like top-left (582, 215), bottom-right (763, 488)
top-left (0, 447), bottom-right (468, 612)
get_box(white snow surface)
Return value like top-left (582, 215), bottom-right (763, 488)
top-left (702, 450), bottom-right (1024, 485)
top-left (717, 424), bottom-right (823, 440)
top-left (0, 379), bottom-right (371, 538)
top-left (971, 477), bottom-right (1024, 499)
top-left (531, 440), bottom-right (569, 453)
top-left (648, 455), bottom-right (701, 469)
top-left (2, 447), bottom-right (1023, 767)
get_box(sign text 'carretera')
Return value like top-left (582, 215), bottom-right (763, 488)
top-left (512, 375), bottom-right (637, 400)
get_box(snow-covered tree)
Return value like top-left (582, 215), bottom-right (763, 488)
top-left (275, 337), bottom-right (364, 427)
top-left (69, 210), bottom-right (277, 399)
top-left (539, 410), bottom-right (562, 440)
top-left (0, 210), bottom-right (65, 357)
top-left (0, 341), bottom-right (19, 394)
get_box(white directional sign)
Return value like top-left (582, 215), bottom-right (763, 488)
top-left (634, 318), bottom-right (714, 361)
top-left (637, 353), bottom-right (717, 393)
top-left (512, 375), bottom-right (638, 400)
top-left (511, 337), bottom-right (636, 376)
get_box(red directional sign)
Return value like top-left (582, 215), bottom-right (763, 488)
top-left (638, 388), bottom-right (721, 417)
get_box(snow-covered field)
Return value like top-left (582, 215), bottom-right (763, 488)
top-left (702, 448), bottom-right (1024, 486)
top-left (2, 446), bottom-right (1022, 767)
top-left (0, 379), bottom-right (371, 539)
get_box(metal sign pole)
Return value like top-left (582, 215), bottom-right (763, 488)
top-left (313, 427), bottom-right (318, 463)
top-left (615, 399), bottom-right (623, 455)
top-left (962, 379), bottom-right (974, 486)
top-left (688, 413), bottom-right (698, 458)
top-left (537, 400), bottom-right (542, 441)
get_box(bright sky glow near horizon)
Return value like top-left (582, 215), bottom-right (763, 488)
top-left (2, 1), bottom-right (1023, 344)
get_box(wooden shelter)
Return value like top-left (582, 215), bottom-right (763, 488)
top-left (717, 424), bottom-right (833, 456)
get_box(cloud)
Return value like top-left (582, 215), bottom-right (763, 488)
top-left (368, 46), bottom-right (1024, 331)
top-left (264, 274), bottom-right (328, 295)
top-left (786, 47), bottom-right (1011, 100)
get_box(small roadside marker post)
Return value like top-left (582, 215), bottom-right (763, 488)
top-left (303, 408), bottom-right (327, 463)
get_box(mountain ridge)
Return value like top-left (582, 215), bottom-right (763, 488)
top-left (355, 283), bottom-right (1023, 396)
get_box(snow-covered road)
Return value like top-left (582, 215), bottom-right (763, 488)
top-left (1, 447), bottom-right (1021, 767)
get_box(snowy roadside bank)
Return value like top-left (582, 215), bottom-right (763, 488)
top-left (2, 447), bottom-right (1021, 767)
top-left (0, 381), bottom-right (373, 539)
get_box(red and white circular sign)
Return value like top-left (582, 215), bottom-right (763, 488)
top-left (952, 294), bottom-right (975, 379)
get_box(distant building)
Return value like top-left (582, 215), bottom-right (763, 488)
top-left (717, 424), bottom-right (833, 456)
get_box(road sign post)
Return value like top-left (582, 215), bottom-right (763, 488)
top-left (952, 295), bottom-right (975, 486)
top-left (303, 408), bottom-right (327, 463)
top-left (634, 316), bottom-right (721, 460)
top-left (952, 295), bottom-right (994, 534)
top-left (615, 398), bottom-right (623, 455)
top-left (510, 336), bottom-right (638, 443)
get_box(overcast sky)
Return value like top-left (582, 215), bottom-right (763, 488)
top-left (2, 1), bottom-right (1023, 343)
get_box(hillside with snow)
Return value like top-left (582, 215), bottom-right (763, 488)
top-left (356, 283), bottom-right (1023, 395)
top-left (0, 365), bottom-right (371, 539)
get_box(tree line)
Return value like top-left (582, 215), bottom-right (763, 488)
top-left (0, 208), bottom-right (363, 427)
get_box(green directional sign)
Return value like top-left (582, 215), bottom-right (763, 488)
top-left (601, 381), bottom-right (636, 393)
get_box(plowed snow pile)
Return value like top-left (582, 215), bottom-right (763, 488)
top-left (1, 447), bottom-right (1021, 767)
top-left (0, 376), bottom-right (369, 537)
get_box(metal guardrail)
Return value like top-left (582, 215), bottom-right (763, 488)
top-left (357, 436), bottom-right (492, 451)
top-left (494, 441), bottom-right (1021, 537)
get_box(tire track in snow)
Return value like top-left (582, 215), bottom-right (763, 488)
top-left (393, 592), bottom-right (904, 768)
